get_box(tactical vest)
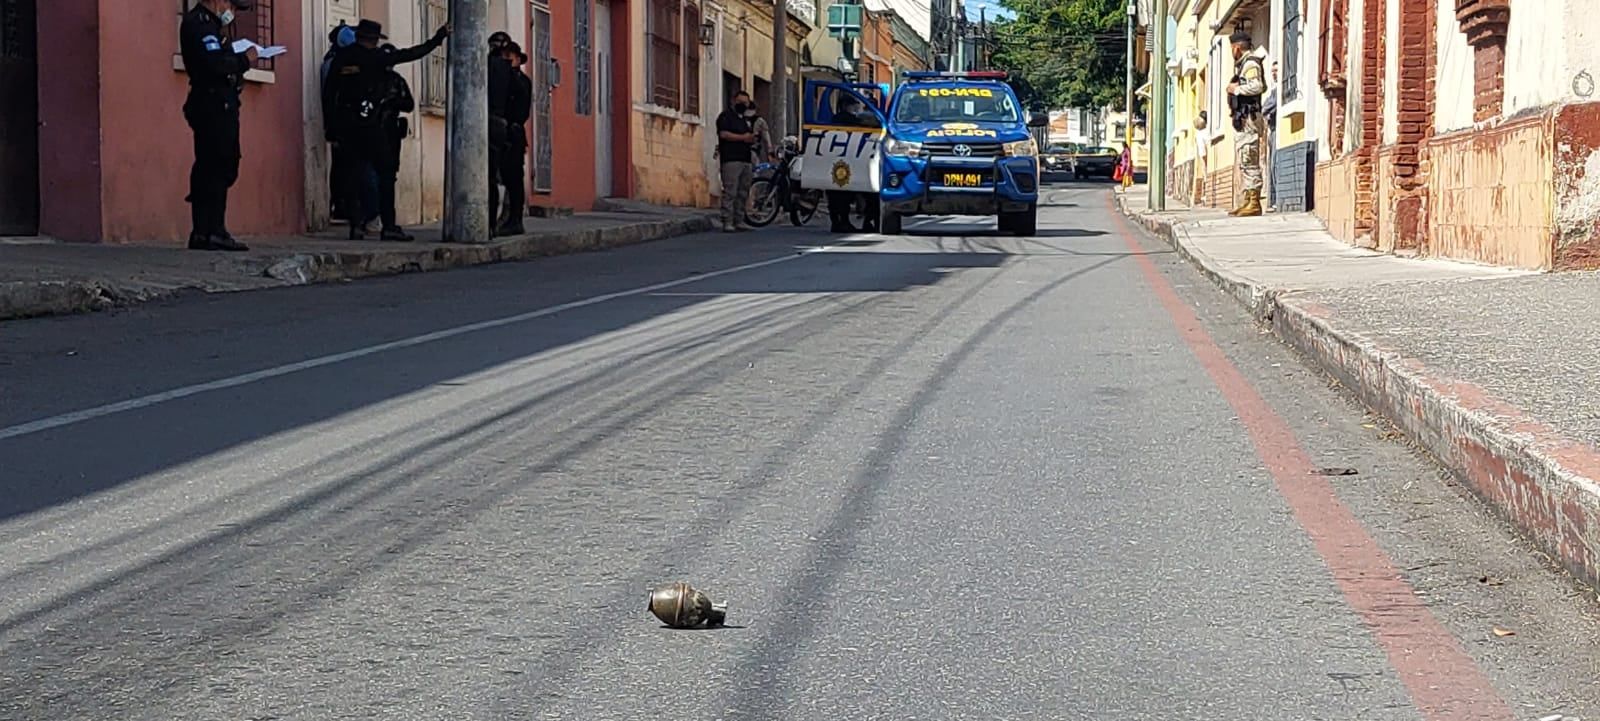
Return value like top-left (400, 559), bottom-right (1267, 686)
top-left (1229, 55), bottom-right (1264, 131)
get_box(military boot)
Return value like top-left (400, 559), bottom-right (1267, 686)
top-left (1227, 191), bottom-right (1248, 216)
top-left (1235, 189), bottom-right (1263, 217)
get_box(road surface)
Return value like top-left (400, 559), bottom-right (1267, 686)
top-left (2, 182), bottom-right (1597, 720)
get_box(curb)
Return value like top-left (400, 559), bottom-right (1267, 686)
top-left (262, 215), bottom-right (715, 285)
top-left (1119, 195), bottom-right (1600, 590)
top-left (1113, 195), bottom-right (1277, 321)
top-left (0, 214), bottom-right (715, 322)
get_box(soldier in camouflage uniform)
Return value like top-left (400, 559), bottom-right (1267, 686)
top-left (1225, 30), bottom-right (1266, 217)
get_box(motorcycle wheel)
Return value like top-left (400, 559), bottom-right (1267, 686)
top-left (789, 190), bottom-right (821, 226)
top-left (745, 179), bottom-right (781, 227)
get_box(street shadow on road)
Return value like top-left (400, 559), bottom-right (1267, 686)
top-left (0, 249), bottom-right (1003, 523)
top-left (0, 231), bottom-right (1148, 715)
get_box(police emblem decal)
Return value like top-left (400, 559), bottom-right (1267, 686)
top-left (831, 160), bottom-right (852, 188)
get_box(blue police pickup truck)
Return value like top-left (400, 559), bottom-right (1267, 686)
top-left (798, 71), bottom-right (1041, 236)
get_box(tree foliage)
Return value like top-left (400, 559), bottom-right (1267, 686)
top-left (991, 0), bottom-right (1132, 111)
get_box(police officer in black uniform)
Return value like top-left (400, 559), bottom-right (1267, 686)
top-left (326, 19), bottom-right (451, 240)
top-left (486, 33), bottom-right (516, 236)
top-left (497, 44), bottom-right (533, 236)
top-left (179, 0), bottom-right (257, 251)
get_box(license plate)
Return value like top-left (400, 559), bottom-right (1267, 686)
top-left (940, 172), bottom-right (985, 188)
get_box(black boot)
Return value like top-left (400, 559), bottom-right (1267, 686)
top-left (380, 226), bottom-right (415, 242)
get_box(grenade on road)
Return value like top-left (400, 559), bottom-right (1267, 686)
top-left (648, 582), bottom-right (727, 628)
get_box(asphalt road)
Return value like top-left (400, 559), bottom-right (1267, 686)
top-left (2, 182), bottom-right (1598, 720)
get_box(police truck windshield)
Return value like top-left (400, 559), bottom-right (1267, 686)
top-left (894, 86), bottom-right (1020, 124)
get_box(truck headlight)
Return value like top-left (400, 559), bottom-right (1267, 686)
top-left (883, 137), bottom-right (923, 158)
top-left (1003, 140), bottom-right (1038, 157)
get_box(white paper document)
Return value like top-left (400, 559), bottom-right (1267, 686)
top-left (231, 39), bottom-right (288, 59)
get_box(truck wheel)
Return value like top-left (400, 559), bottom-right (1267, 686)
top-left (880, 209), bottom-right (903, 235)
top-left (1005, 205), bottom-right (1037, 237)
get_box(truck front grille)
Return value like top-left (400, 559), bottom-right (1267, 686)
top-left (923, 142), bottom-right (1003, 158)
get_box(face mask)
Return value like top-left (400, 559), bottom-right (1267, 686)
top-left (734, 102), bottom-right (749, 112)
top-left (219, 9), bottom-right (235, 25)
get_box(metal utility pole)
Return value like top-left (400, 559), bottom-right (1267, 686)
top-left (1124, 0), bottom-right (1135, 159)
top-left (1149, 0), bottom-right (1167, 209)
top-left (771, 0), bottom-right (788, 134)
top-left (978, 8), bottom-right (987, 71)
top-left (445, 0), bottom-right (490, 243)
top-left (948, 0), bottom-right (959, 72)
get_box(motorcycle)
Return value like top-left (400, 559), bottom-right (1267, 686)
top-left (746, 136), bottom-right (822, 227)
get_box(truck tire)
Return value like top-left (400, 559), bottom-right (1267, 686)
top-left (1005, 204), bottom-right (1037, 237)
top-left (880, 209), bottom-right (903, 235)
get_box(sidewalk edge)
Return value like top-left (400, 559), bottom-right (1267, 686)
top-left (1111, 194), bottom-right (1278, 320)
top-left (1, 214), bottom-right (715, 321)
top-left (1118, 196), bottom-right (1600, 589)
top-left (264, 215), bottom-right (716, 286)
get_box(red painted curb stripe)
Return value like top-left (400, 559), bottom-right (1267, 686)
top-left (1110, 198), bottom-right (1512, 721)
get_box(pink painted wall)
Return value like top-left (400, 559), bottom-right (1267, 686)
top-left (95, 1), bottom-right (305, 244)
top-left (36, 1), bottom-right (102, 243)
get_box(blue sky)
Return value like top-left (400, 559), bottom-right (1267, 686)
top-left (963, 0), bottom-right (1016, 21)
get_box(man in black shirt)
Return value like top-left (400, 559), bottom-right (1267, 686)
top-left (326, 19), bottom-right (450, 240)
top-left (715, 91), bottom-right (758, 232)
top-left (179, 0), bottom-right (257, 251)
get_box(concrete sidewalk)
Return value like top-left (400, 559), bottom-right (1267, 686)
top-left (0, 203), bottom-right (715, 321)
top-left (1117, 186), bottom-right (1600, 591)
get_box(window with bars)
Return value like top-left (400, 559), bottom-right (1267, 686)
top-left (575, 0), bottom-right (593, 115)
top-left (420, 0), bottom-right (449, 110)
top-left (647, 0), bottom-right (682, 109)
top-left (180, 0), bottom-right (276, 72)
top-left (683, 3), bottom-right (701, 113)
top-left (1282, 0), bottom-right (1302, 102)
top-left (2, 0), bottom-right (37, 61)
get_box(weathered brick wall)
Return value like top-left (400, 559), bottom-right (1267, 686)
top-left (631, 112), bottom-right (713, 208)
top-left (1170, 159), bottom-right (1197, 205)
top-left (1388, 0), bottom-right (1436, 252)
top-left (1425, 114), bottom-right (1553, 269)
top-left (1551, 101), bottom-right (1600, 269)
top-left (1202, 166), bottom-right (1237, 210)
top-left (1352, 0), bottom-right (1386, 240)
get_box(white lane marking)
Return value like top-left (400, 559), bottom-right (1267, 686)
top-left (0, 246), bottom-right (835, 442)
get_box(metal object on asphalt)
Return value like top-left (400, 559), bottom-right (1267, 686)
top-left (648, 582), bottom-right (728, 628)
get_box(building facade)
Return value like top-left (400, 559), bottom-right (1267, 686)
top-left (0, 0), bottom-right (634, 244)
top-left (626, 0), bottom-right (812, 208)
top-left (1313, 0), bottom-right (1600, 269)
top-left (1156, 0), bottom-right (1600, 271)
top-left (2, 1), bottom-right (308, 243)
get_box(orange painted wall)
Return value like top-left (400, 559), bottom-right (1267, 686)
top-left (96, 1), bottom-right (305, 244)
top-left (533, 0), bottom-right (601, 211)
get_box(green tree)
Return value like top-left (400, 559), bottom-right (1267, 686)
top-left (991, 0), bottom-right (1136, 111)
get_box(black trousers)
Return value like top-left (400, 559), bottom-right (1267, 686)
top-left (491, 126), bottom-right (526, 231)
top-left (184, 93), bottom-right (241, 238)
top-left (826, 190), bottom-right (854, 230)
top-left (858, 192), bottom-right (880, 231)
top-left (337, 130), bottom-right (398, 231)
top-left (826, 191), bottom-right (879, 231)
